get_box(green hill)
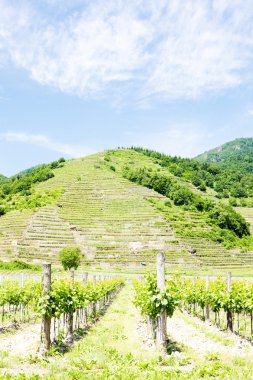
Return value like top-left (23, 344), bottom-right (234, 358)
top-left (0, 174), bottom-right (7, 184)
top-left (196, 137), bottom-right (253, 173)
top-left (1, 148), bottom-right (253, 275)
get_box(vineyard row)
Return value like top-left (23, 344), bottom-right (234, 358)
top-left (134, 256), bottom-right (253, 346)
top-left (0, 267), bottom-right (125, 352)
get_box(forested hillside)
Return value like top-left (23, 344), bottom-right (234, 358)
top-left (0, 174), bottom-right (7, 184)
top-left (0, 158), bottom-right (65, 215)
top-left (196, 138), bottom-right (253, 173)
top-left (131, 146), bottom-right (253, 201)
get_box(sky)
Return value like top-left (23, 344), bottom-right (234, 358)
top-left (1, 0), bottom-right (253, 176)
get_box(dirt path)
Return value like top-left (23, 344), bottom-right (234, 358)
top-left (0, 322), bottom-right (41, 356)
top-left (167, 311), bottom-right (253, 357)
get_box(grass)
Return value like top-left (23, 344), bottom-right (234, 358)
top-left (44, 284), bottom-right (177, 379)
top-left (2, 284), bottom-right (253, 379)
top-left (0, 260), bottom-right (41, 272)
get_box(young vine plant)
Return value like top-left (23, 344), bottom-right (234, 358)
top-left (133, 273), bottom-right (181, 320)
top-left (133, 273), bottom-right (253, 323)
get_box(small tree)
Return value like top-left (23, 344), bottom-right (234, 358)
top-left (59, 247), bottom-right (81, 270)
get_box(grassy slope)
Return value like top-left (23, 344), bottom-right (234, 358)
top-left (0, 149), bottom-right (253, 274)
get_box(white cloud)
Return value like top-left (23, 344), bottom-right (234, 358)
top-left (127, 123), bottom-right (213, 158)
top-left (0, 0), bottom-right (253, 100)
top-left (0, 132), bottom-right (93, 157)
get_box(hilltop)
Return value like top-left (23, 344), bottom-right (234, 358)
top-left (0, 174), bottom-right (7, 184)
top-left (1, 146), bottom-right (253, 274)
top-left (196, 137), bottom-right (253, 173)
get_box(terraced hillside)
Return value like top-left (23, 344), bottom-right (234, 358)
top-left (108, 150), bottom-right (253, 271)
top-left (0, 149), bottom-right (253, 272)
top-left (0, 152), bottom-right (184, 267)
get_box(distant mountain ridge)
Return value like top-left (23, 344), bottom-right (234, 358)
top-left (0, 174), bottom-right (7, 183)
top-left (196, 138), bottom-right (253, 173)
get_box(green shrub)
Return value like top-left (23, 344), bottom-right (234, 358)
top-left (229, 197), bottom-right (237, 207)
top-left (240, 199), bottom-right (247, 207)
top-left (59, 247), bottom-right (81, 270)
top-left (164, 200), bottom-right (172, 207)
top-left (0, 206), bottom-right (6, 216)
top-left (172, 188), bottom-right (193, 206)
top-left (198, 182), bottom-right (207, 192)
top-left (209, 204), bottom-right (250, 238)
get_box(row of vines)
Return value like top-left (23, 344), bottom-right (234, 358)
top-left (39, 276), bottom-right (125, 349)
top-left (0, 280), bottom-right (40, 327)
top-left (134, 273), bottom-right (253, 342)
top-left (0, 270), bottom-right (125, 352)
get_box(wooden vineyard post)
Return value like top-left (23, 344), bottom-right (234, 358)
top-left (42, 263), bottom-right (52, 351)
top-left (206, 275), bottom-right (210, 320)
top-left (82, 272), bottom-right (88, 284)
top-left (156, 252), bottom-right (167, 350)
top-left (226, 272), bottom-right (233, 332)
top-left (20, 273), bottom-right (24, 322)
top-left (193, 277), bottom-right (197, 314)
top-left (70, 269), bottom-right (75, 285)
top-left (67, 270), bottom-right (75, 343)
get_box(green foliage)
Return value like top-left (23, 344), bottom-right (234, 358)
top-left (229, 197), bottom-right (237, 207)
top-left (133, 273), bottom-right (180, 319)
top-left (0, 277), bottom-right (124, 326)
top-left (0, 158), bottom-right (65, 214)
top-left (180, 277), bottom-right (253, 316)
top-left (0, 280), bottom-right (41, 307)
top-left (123, 166), bottom-right (249, 238)
top-left (0, 260), bottom-right (41, 271)
top-left (135, 275), bottom-right (253, 323)
top-left (122, 166), bottom-right (209, 212)
top-left (131, 146), bottom-right (253, 199)
top-left (59, 247), bottom-right (81, 270)
top-left (2, 189), bottom-right (64, 212)
top-left (36, 278), bottom-right (125, 318)
top-left (196, 137), bottom-right (253, 173)
top-left (0, 174), bottom-right (7, 184)
top-left (0, 206), bottom-right (6, 216)
top-left (209, 204), bottom-right (250, 238)
top-left (198, 182), bottom-right (207, 192)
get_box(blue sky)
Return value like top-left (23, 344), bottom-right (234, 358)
top-left (0, 0), bottom-right (253, 176)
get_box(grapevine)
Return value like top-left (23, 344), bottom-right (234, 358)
top-left (133, 273), bottom-right (253, 341)
top-left (133, 273), bottom-right (180, 320)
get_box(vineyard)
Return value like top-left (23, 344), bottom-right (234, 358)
top-left (0, 266), bottom-right (124, 354)
top-left (0, 278), bottom-right (39, 329)
top-left (134, 255), bottom-right (253, 345)
top-left (1, 264), bottom-right (253, 378)
top-left (1, 148), bottom-right (253, 378)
